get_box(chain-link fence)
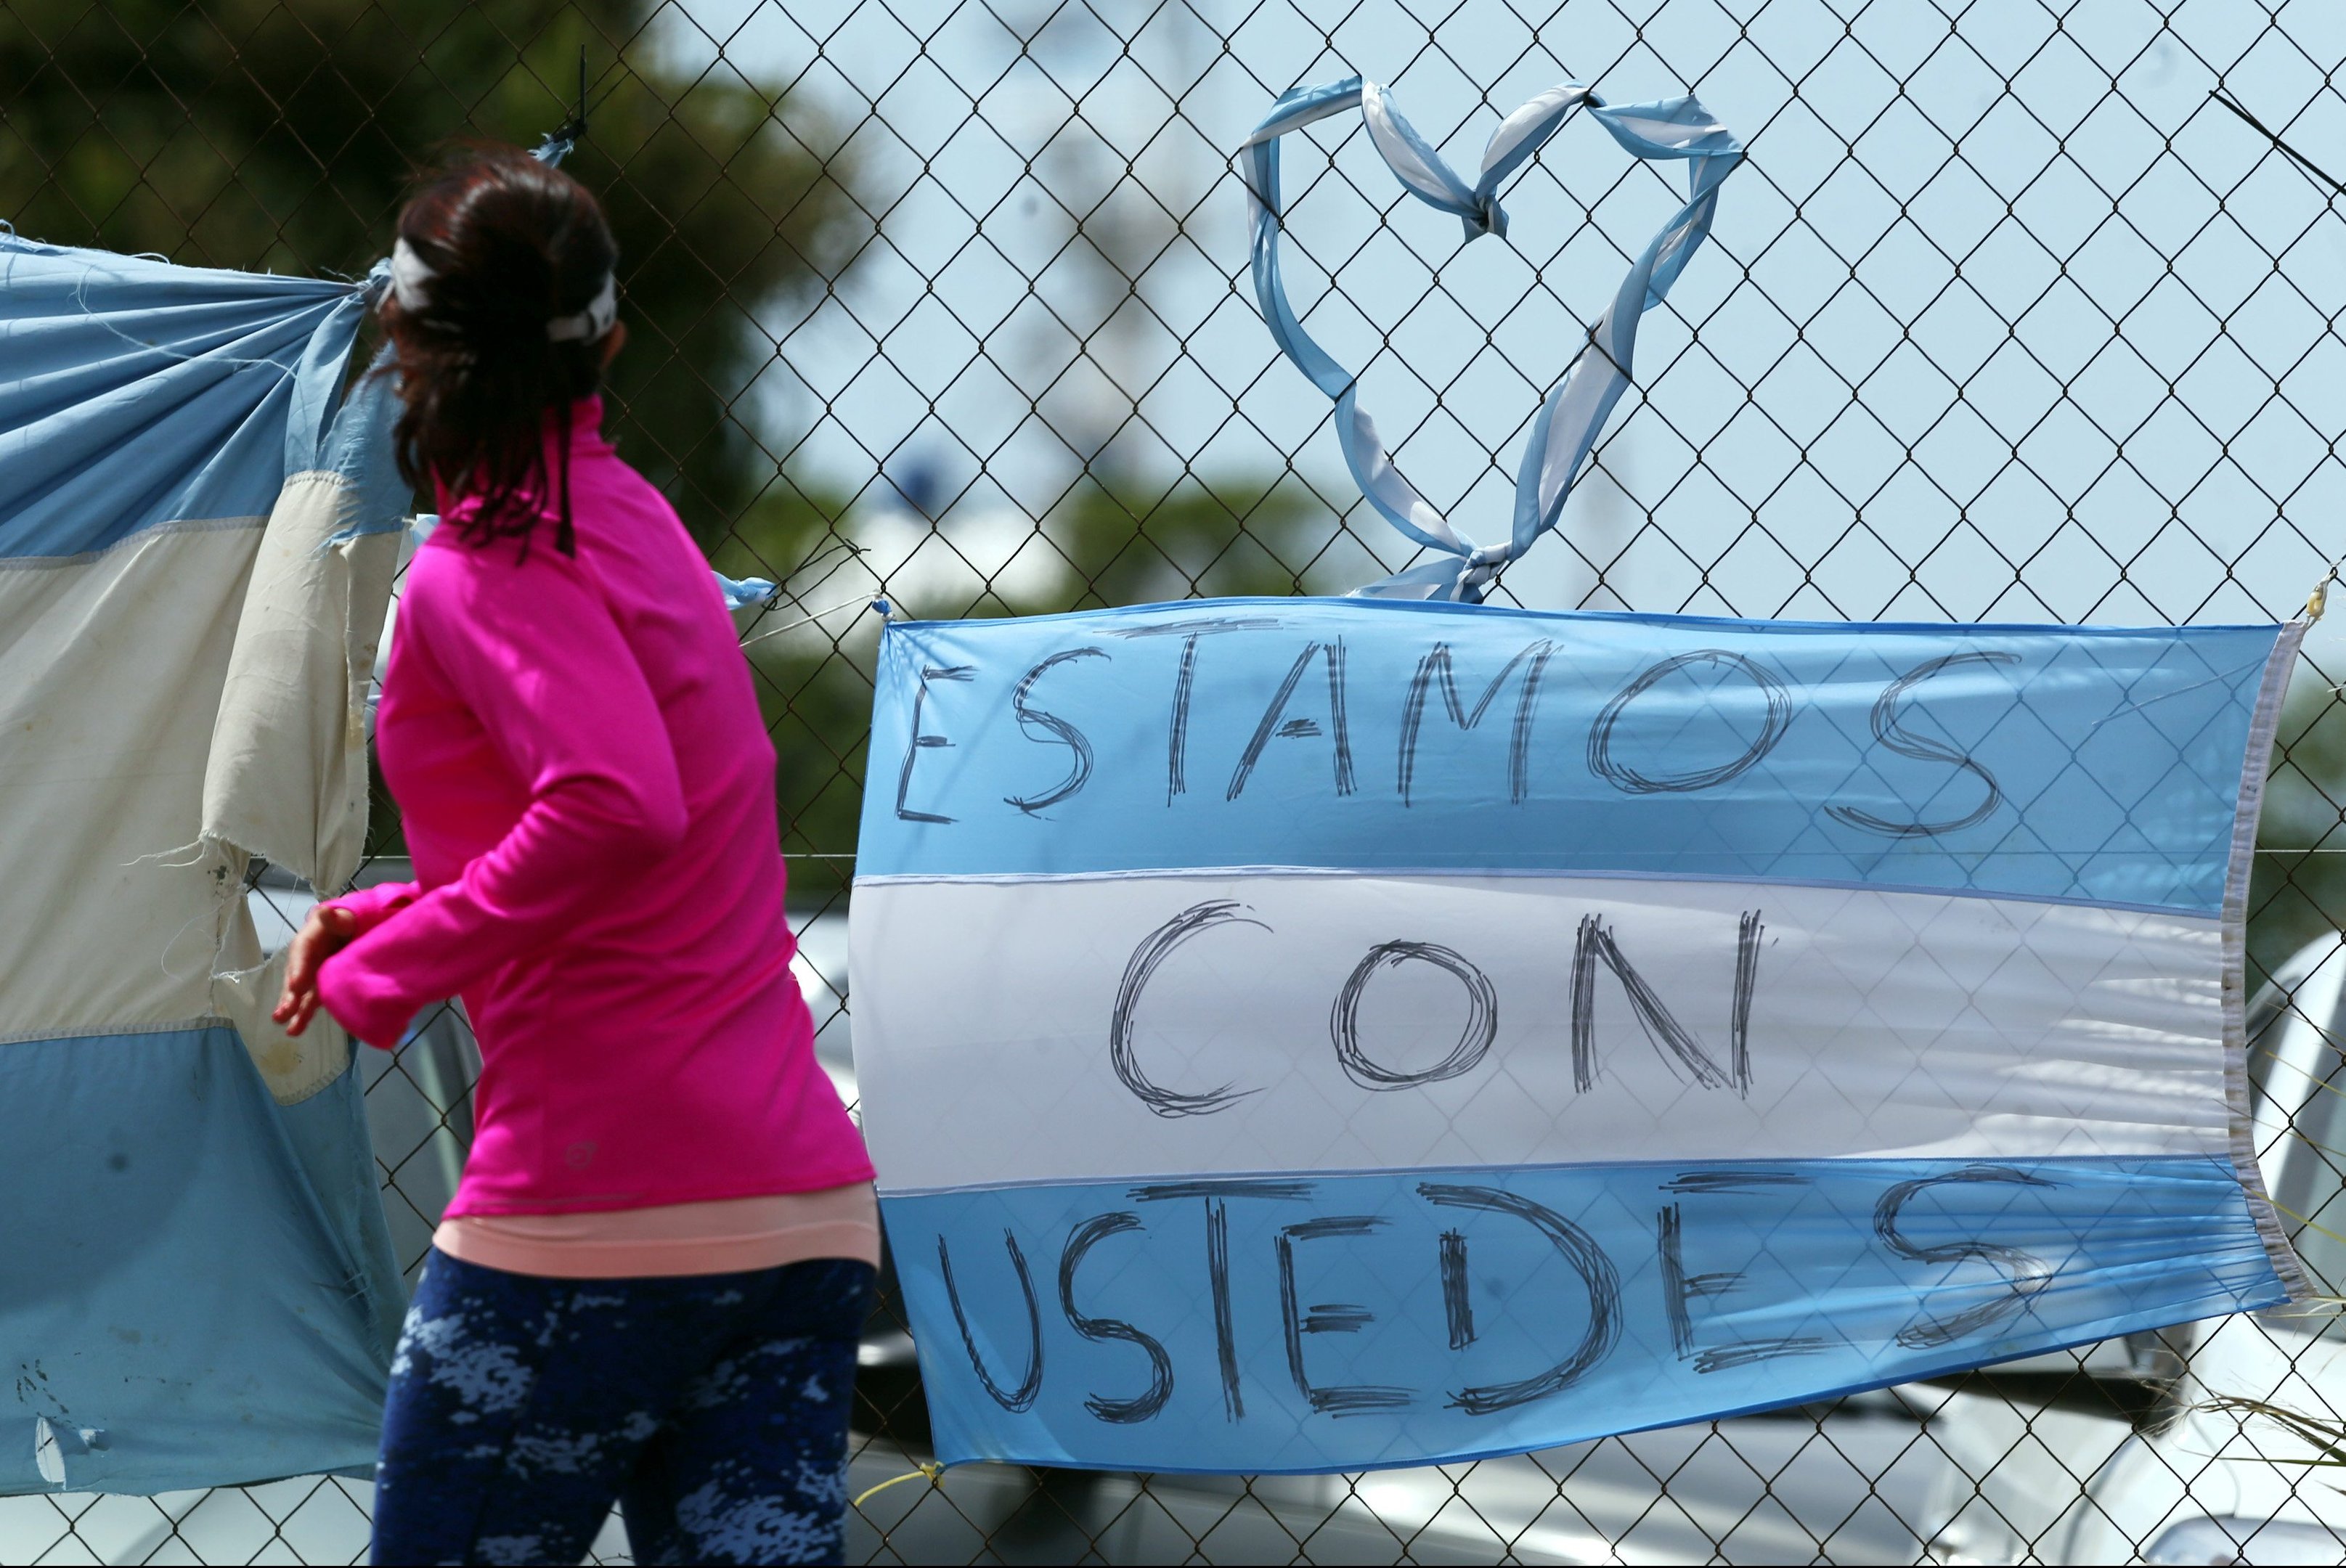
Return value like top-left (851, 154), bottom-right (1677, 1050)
top-left (8, 0), bottom-right (2346, 1561)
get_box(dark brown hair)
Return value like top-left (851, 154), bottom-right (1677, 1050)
top-left (384, 149), bottom-right (619, 555)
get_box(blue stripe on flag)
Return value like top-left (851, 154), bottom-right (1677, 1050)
top-left (884, 1156), bottom-right (2282, 1474)
top-left (0, 235), bottom-right (363, 560)
top-left (0, 1027), bottom-right (399, 1495)
top-left (858, 599), bottom-right (2281, 915)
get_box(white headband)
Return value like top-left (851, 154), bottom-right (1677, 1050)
top-left (388, 237), bottom-right (434, 312)
top-left (387, 236), bottom-right (618, 343)
top-left (546, 271), bottom-right (619, 343)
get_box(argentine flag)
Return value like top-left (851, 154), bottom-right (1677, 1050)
top-left (0, 234), bottom-right (407, 1492)
top-left (852, 597), bottom-right (2306, 1473)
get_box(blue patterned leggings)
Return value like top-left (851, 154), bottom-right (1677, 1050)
top-left (372, 1249), bottom-right (876, 1566)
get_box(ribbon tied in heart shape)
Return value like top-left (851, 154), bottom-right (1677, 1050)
top-left (1240, 78), bottom-right (1743, 602)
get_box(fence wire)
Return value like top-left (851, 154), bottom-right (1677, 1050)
top-left (7, 0), bottom-right (2346, 1561)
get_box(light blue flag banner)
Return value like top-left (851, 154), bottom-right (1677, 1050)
top-left (1241, 77), bottom-right (1740, 602)
top-left (850, 598), bottom-right (2310, 1473)
top-left (0, 233), bottom-right (407, 1493)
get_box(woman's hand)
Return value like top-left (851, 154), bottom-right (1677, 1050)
top-left (272, 905), bottom-right (359, 1037)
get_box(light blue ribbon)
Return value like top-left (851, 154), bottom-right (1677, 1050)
top-left (714, 572), bottom-right (778, 611)
top-left (1241, 78), bottom-right (1742, 602)
top-left (533, 122), bottom-right (581, 168)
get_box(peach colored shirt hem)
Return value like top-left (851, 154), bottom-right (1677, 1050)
top-left (433, 1182), bottom-right (880, 1279)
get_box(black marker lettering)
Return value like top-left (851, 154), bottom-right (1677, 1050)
top-left (935, 1229), bottom-right (1043, 1412)
top-left (1125, 1179), bottom-right (1316, 1202)
top-left (1875, 1165), bottom-right (2056, 1348)
top-left (1330, 941), bottom-right (1498, 1090)
top-left (1417, 1185), bottom-right (1621, 1415)
top-left (1130, 1178), bottom-right (1316, 1421)
top-left (1661, 1169), bottom-right (1809, 1194)
top-left (1656, 1204), bottom-right (1698, 1358)
top-left (1732, 910), bottom-right (1761, 1093)
top-left (1003, 648), bottom-right (1109, 815)
top-left (1058, 1212), bottom-right (1174, 1424)
top-left (1693, 1339), bottom-right (1828, 1373)
top-left (1276, 1216), bottom-right (1412, 1415)
top-left (1104, 617), bottom-right (1280, 805)
top-left (1827, 651), bottom-right (2019, 838)
top-left (1439, 1230), bottom-right (1475, 1350)
top-left (895, 665), bottom-right (974, 824)
top-left (1207, 1199), bottom-right (1239, 1420)
top-left (1571, 912), bottom-right (1762, 1095)
top-left (1398, 640), bottom-right (1557, 804)
top-left (1228, 640), bottom-right (1356, 801)
top-left (1170, 633), bottom-right (1201, 802)
top-left (1109, 902), bottom-right (1268, 1117)
top-left (1587, 650), bottom-right (1792, 794)
top-left (1657, 1200), bottom-right (1824, 1373)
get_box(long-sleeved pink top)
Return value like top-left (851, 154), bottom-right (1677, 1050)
top-left (317, 398), bottom-right (873, 1217)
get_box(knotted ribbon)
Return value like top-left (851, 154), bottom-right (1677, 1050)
top-left (1240, 78), bottom-right (1743, 601)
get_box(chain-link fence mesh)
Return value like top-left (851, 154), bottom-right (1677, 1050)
top-left (7, 0), bottom-right (2346, 1560)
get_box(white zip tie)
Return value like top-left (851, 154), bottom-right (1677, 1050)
top-left (739, 594), bottom-right (886, 650)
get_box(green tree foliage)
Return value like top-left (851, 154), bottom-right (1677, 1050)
top-left (0, 0), bottom-right (860, 541)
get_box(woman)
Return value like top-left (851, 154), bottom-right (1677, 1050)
top-left (272, 149), bottom-right (877, 1567)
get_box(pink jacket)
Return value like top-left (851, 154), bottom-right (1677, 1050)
top-left (317, 399), bottom-right (873, 1217)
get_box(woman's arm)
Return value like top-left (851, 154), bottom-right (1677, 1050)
top-left (321, 879), bottom-right (421, 935)
top-left (316, 548), bottom-right (688, 1048)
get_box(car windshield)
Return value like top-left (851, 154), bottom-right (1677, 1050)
top-left (2248, 948), bottom-right (2346, 1320)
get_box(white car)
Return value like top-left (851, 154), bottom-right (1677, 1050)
top-left (1922, 935), bottom-right (2346, 1564)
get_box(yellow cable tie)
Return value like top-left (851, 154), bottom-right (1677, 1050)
top-left (852, 1461), bottom-right (944, 1512)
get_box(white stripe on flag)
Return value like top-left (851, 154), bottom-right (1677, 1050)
top-left (850, 870), bottom-right (2228, 1193)
top-left (0, 520), bottom-right (266, 1037)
